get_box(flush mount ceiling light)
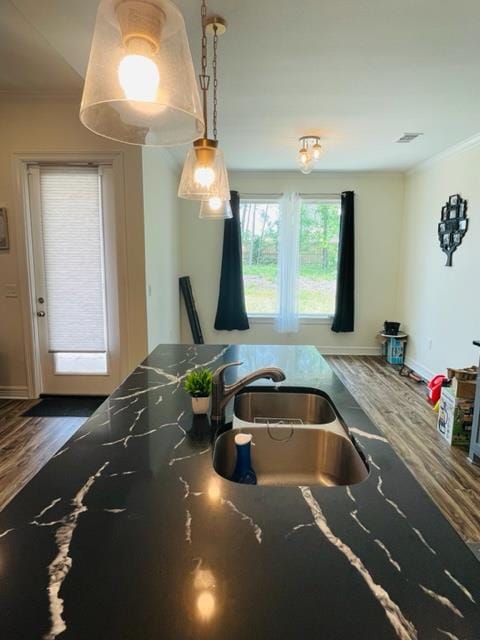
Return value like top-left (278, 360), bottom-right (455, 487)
top-left (178, 2), bottom-right (231, 218)
top-left (297, 136), bottom-right (322, 175)
top-left (80, 0), bottom-right (204, 146)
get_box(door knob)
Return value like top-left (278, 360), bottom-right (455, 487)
top-left (37, 311), bottom-right (46, 317)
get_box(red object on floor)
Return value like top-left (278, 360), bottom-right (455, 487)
top-left (427, 374), bottom-right (447, 404)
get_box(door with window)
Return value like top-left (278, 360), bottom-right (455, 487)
top-left (27, 164), bottom-right (121, 395)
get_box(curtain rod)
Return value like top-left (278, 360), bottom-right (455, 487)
top-left (239, 192), bottom-right (342, 199)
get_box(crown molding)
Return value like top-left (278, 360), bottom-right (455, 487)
top-left (229, 169), bottom-right (404, 180)
top-left (407, 131), bottom-right (480, 176)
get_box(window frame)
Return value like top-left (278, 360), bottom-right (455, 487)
top-left (240, 195), bottom-right (340, 322)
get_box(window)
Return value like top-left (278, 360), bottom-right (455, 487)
top-left (240, 197), bottom-right (341, 317)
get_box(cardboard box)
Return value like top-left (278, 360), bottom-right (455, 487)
top-left (437, 387), bottom-right (474, 447)
top-left (382, 338), bottom-right (405, 365)
top-left (451, 377), bottom-right (477, 401)
top-left (447, 366), bottom-right (477, 382)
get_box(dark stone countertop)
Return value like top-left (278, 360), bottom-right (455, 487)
top-left (0, 345), bottom-right (479, 640)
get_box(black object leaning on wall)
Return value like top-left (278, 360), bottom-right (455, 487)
top-left (214, 191), bottom-right (250, 331)
top-left (332, 191), bottom-right (355, 332)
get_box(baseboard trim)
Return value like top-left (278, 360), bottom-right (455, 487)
top-left (0, 386), bottom-right (30, 399)
top-left (403, 356), bottom-right (434, 382)
top-left (318, 346), bottom-right (382, 356)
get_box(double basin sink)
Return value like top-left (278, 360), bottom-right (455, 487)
top-left (213, 387), bottom-right (369, 487)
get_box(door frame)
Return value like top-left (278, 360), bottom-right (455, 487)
top-left (13, 152), bottom-right (130, 398)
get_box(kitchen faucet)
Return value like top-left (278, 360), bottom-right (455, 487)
top-left (211, 361), bottom-right (286, 424)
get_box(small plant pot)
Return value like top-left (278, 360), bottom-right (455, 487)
top-left (191, 396), bottom-right (210, 415)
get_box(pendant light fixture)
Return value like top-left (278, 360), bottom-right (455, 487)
top-left (178, 1), bottom-right (231, 217)
top-left (80, 0), bottom-right (204, 146)
top-left (297, 136), bottom-right (322, 174)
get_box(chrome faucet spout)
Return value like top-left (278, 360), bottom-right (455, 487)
top-left (211, 361), bottom-right (286, 424)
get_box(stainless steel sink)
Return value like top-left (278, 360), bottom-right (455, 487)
top-left (233, 386), bottom-right (337, 425)
top-left (213, 426), bottom-right (369, 487)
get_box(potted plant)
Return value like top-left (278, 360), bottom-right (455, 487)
top-left (183, 368), bottom-right (213, 415)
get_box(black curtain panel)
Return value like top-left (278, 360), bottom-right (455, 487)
top-left (332, 191), bottom-right (355, 332)
top-left (214, 191), bottom-right (250, 331)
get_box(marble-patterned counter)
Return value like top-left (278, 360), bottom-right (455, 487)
top-left (0, 344), bottom-right (478, 639)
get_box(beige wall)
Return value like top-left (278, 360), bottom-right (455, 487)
top-left (398, 140), bottom-right (480, 378)
top-left (180, 171), bottom-right (404, 352)
top-left (0, 95), bottom-right (147, 396)
top-left (142, 147), bottom-right (181, 349)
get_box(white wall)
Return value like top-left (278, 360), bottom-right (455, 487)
top-left (0, 95), bottom-right (147, 396)
top-left (398, 140), bottom-right (480, 378)
top-left (180, 171), bottom-right (404, 352)
top-left (142, 147), bottom-right (181, 349)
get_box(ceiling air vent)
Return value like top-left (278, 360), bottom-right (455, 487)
top-left (395, 132), bottom-right (423, 144)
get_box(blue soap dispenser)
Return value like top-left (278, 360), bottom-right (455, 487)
top-left (231, 433), bottom-right (257, 485)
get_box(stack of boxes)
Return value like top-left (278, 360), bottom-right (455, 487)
top-left (437, 367), bottom-right (477, 447)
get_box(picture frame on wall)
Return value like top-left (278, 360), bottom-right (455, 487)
top-left (439, 222), bottom-right (446, 233)
top-left (448, 206), bottom-right (458, 219)
top-left (0, 208), bottom-right (9, 250)
top-left (459, 218), bottom-right (468, 231)
top-left (441, 205), bottom-right (448, 220)
top-left (449, 194), bottom-right (459, 207)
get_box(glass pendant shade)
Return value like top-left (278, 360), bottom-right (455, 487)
top-left (80, 0), bottom-right (204, 146)
top-left (199, 197), bottom-right (233, 219)
top-left (178, 139), bottom-right (230, 200)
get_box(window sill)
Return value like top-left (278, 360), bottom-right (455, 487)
top-left (248, 315), bottom-right (333, 325)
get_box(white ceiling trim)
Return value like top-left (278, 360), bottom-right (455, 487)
top-left (407, 131), bottom-right (480, 176)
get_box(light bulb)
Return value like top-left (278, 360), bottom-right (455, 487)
top-left (312, 143), bottom-right (322, 161)
top-left (298, 148), bottom-right (309, 165)
top-left (194, 166), bottom-right (216, 187)
top-left (208, 196), bottom-right (223, 211)
top-left (118, 54), bottom-right (160, 102)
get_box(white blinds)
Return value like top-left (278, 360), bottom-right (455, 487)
top-left (39, 166), bottom-right (107, 353)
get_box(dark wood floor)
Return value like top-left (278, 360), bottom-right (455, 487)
top-left (326, 355), bottom-right (480, 545)
top-left (0, 399), bottom-right (84, 511)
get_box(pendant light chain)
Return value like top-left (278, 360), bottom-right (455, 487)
top-left (212, 24), bottom-right (219, 141)
top-left (199, 0), bottom-right (210, 138)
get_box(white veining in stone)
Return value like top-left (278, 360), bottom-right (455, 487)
top-left (412, 528), bottom-right (437, 556)
top-left (437, 629), bottom-right (461, 640)
top-left (376, 472), bottom-right (437, 557)
top-left (346, 487), bottom-right (356, 503)
top-left (102, 428), bottom-right (157, 449)
top-left (74, 431), bottom-right (91, 442)
top-left (185, 509), bottom-right (192, 544)
top-left (300, 486), bottom-right (417, 640)
top-left (222, 498), bottom-right (263, 544)
top-left (368, 454), bottom-right (381, 471)
top-left (52, 447), bottom-right (69, 459)
top-left (374, 539), bottom-right (402, 572)
top-left (43, 461), bottom-right (109, 640)
top-left (103, 508), bottom-right (127, 514)
top-left (350, 510), bottom-right (371, 534)
top-left (444, 570), bottom-right (476, 604)
top-left (33, 498), bottom-right (62, 521)
top-left (180, 477), bottom-right (262, 544)
top-left (108, 471), bottom-right (136, 478)
top-left (350, 427), bottom-right (388, 443)
top-left (129, 407), bottom-right (146, 433)
top-left (285, 523), bottom-right (315, 538)
top-left (169, 447), bottom-right (210, 467)
top-left (0, 528), bottom-right (14, 539)
top-left (419, 585), bottom-right (464, 618)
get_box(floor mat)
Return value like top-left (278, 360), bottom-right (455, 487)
top-left (22, 395), bottom-right (107, 418)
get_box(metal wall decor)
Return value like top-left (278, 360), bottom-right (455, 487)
top-left (438, 194), bottom-right (468, 266)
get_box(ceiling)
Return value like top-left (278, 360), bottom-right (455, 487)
top-left (0, 1), bottom-right (81, 94)
top-left (8, 0), bottom-right (480, 171)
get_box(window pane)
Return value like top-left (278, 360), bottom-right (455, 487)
top-left (53, 352), bottom-right (107, 374)
top-left (298, 201), bottom-right (341, 315)
top-left (39, 166), bottom-right (107, 352)
top-left (240, 202), bottom-right (280, 314)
